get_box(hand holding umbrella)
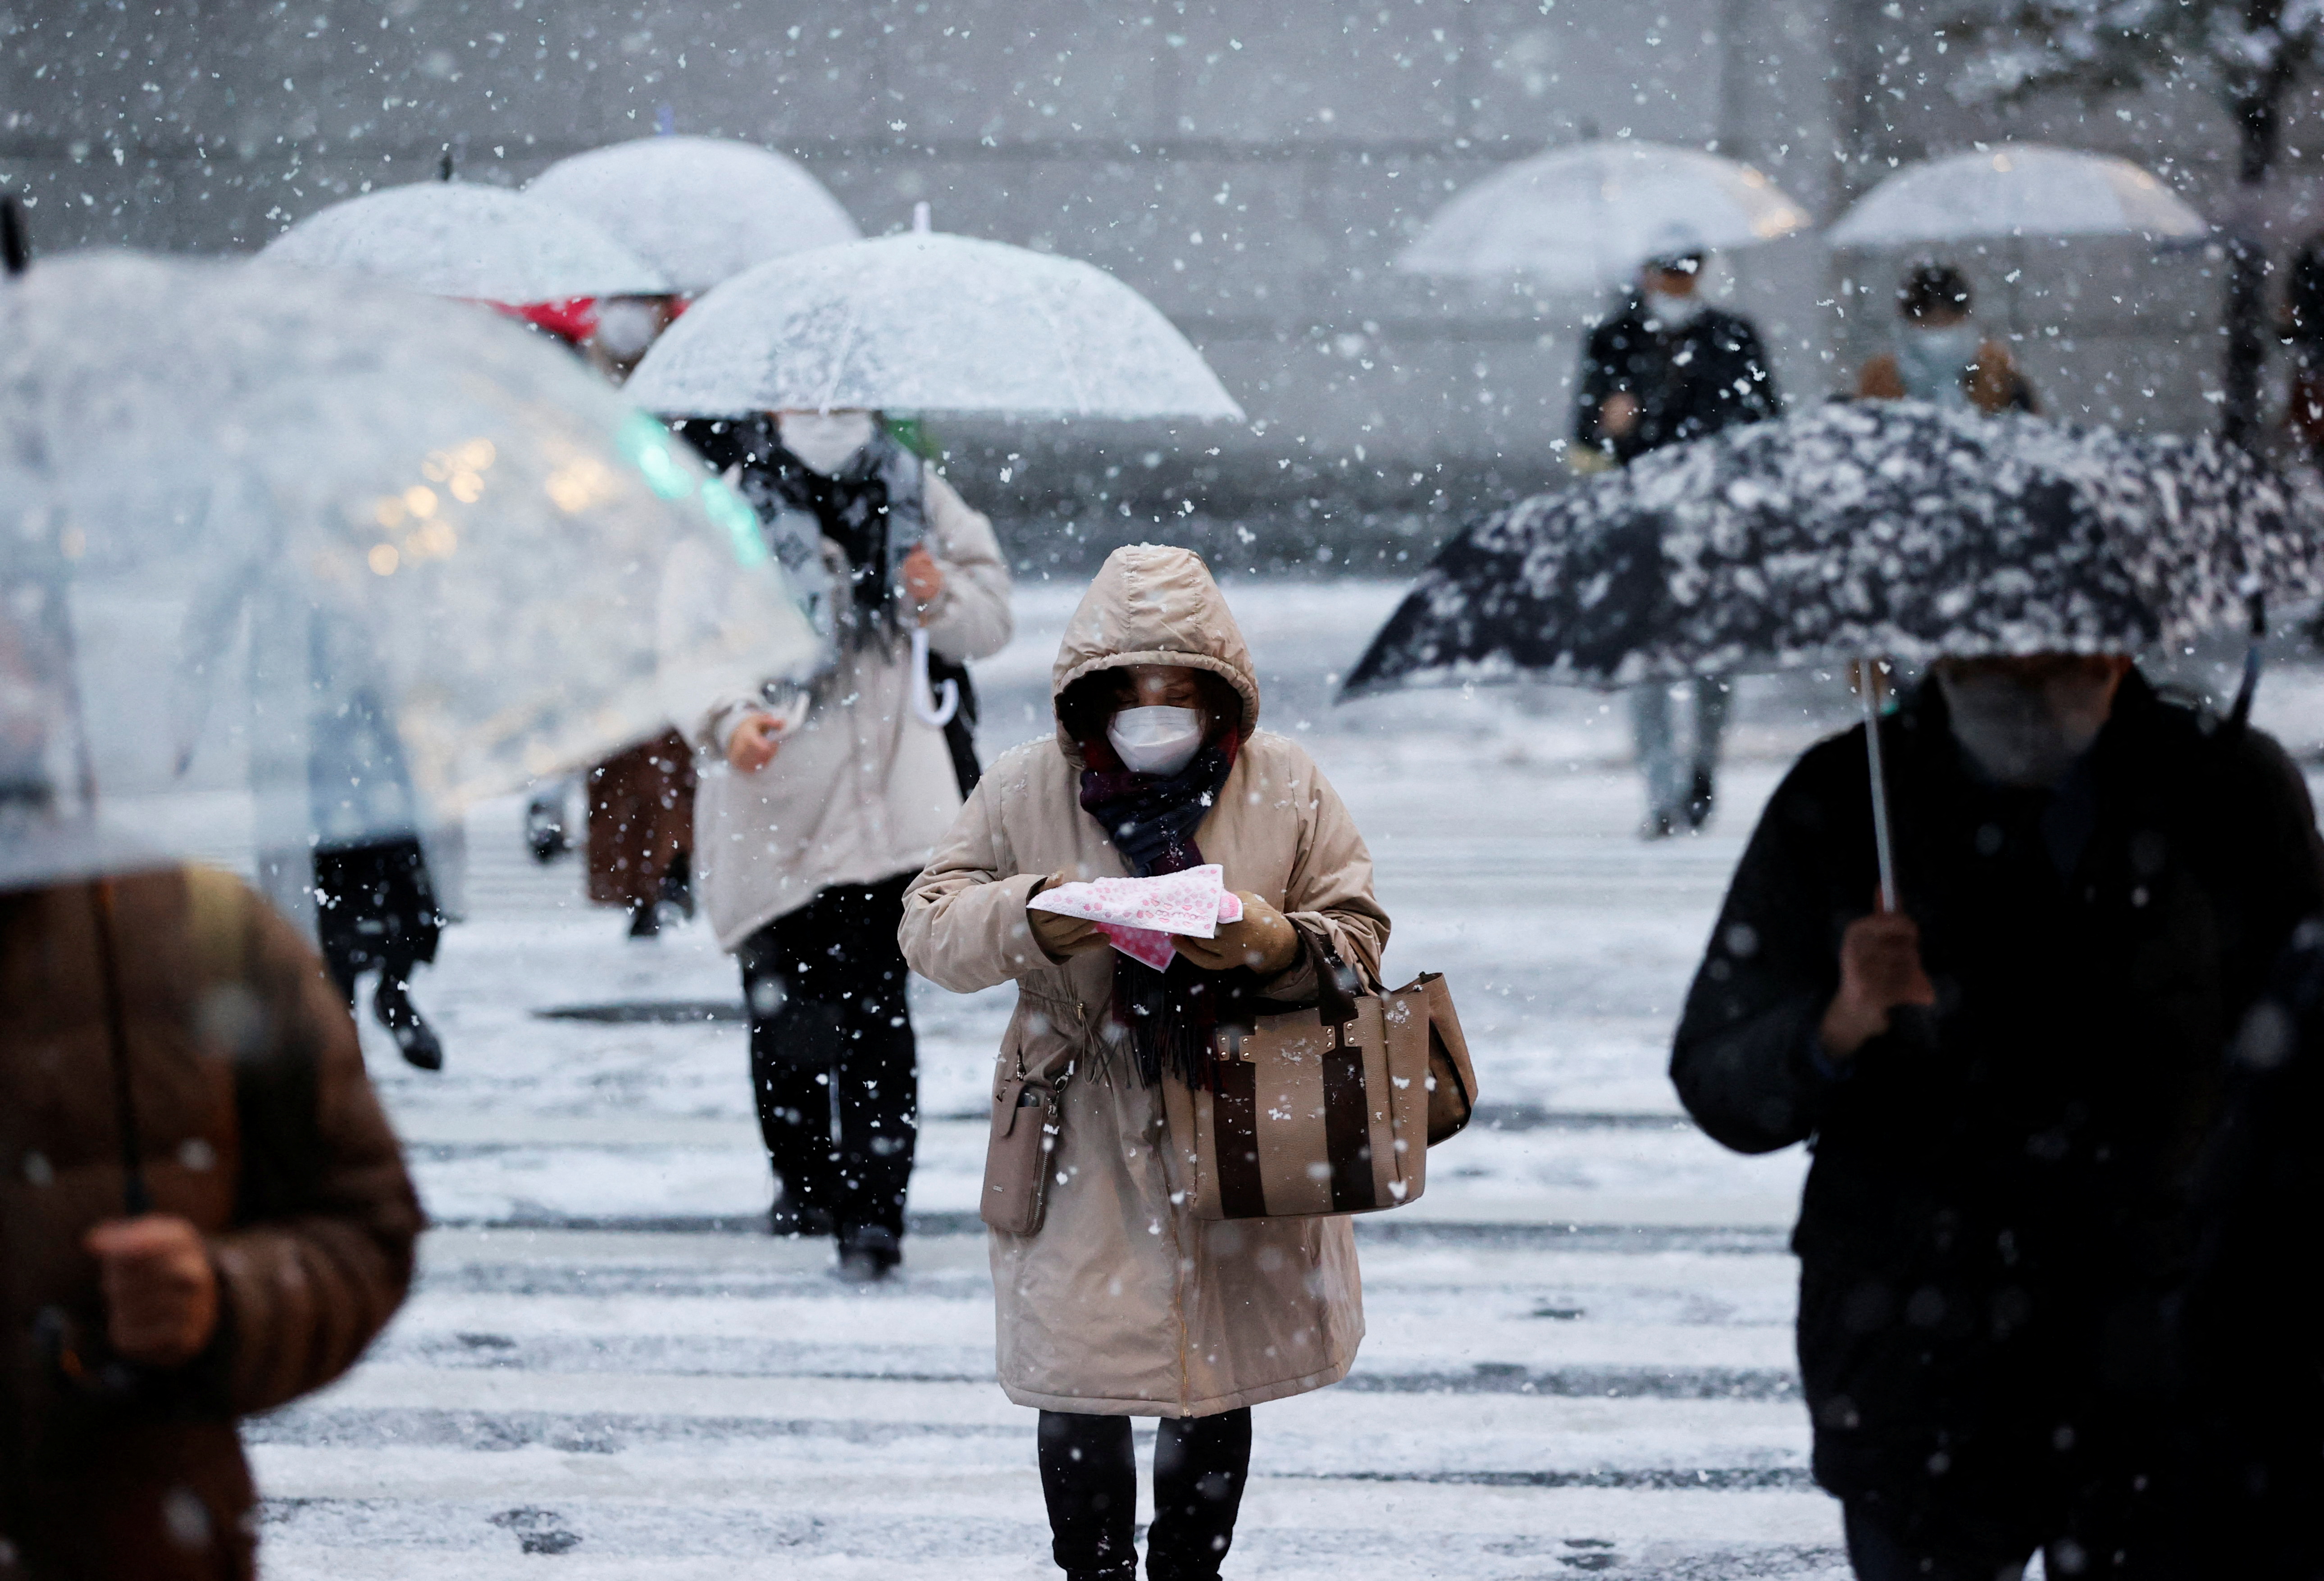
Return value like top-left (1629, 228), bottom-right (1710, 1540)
top-left (1821, 910), bottom-right (1938, 1062)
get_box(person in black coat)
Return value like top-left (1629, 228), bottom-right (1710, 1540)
top-left (1573, 252), bottom-right (1781, 466)
top-left (1672, 656), bottom-right (2324, 1579)
top-left (1574, 250), bottom-right (1781, 837)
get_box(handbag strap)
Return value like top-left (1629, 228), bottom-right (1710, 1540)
top-left (1294, 919), bottom-right (1366, 1025)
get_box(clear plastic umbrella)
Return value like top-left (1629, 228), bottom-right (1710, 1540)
top-left (260, 179), bottom-right (670, 303)
top-left (1827, 144), bottom-right (2207, 246)
top-left (624, 228), bottom-right (1244, 421)
top-left (1396, 139), bottom-right (1813, 291)
top-left (526, 136), bottom-right (861, 297)
top-left (0, 250), bottom-right (818, 891)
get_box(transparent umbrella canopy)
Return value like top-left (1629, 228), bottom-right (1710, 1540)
top-left (260, 179), bottom-right (670, 303)
top-left (624, 229), bottom-right (1245, 421)
top-left (526, 136), bottom-right (861, 297)
top-left (1826, 144), bottom-right (2208, 246)
top-left (1395, 139), bottom-right (1813, 292)
top-left (0, 251), bottom-right (818, 889)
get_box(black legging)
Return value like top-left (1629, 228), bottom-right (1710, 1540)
top-left (1037, 1409), bottom-right (1251, 1580)
top-left (737, 874), bottom-right (917, 1251)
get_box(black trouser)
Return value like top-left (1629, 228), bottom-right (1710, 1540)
top-left (312, 837), bottom-right (441, 1002)
top-left (1843, 1499), bottom-right (2131, 1581)
top-left (737, 874), bottom-right (917, 1251)
top-left (1036, 1409), bottom-right (1251, 1580)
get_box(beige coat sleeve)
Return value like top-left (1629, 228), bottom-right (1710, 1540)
top-left (1258, 755), bottom-right (1391, 1002)
top-left (918, 468), bottom-right (1014, 665)
top-left (901, 764), bottom-right (1057, 993)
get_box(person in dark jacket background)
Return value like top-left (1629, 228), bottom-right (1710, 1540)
top-left (1573, 246), bottom-right (1781, 837)
top-left (1671, 655), bottom-right (2324, 1579)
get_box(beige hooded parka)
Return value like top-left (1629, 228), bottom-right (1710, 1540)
top-left (900, 545), bottom-right (1388, 1416)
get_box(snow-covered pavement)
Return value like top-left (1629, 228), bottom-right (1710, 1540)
top-left (256, 576), bottom-right (2324, 1577)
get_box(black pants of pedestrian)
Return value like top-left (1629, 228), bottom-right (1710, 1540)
top-left (1843, 1499), bottom-right (2128, 1581)
top-left (1036, 1409), bottom-right (1251, 1581)
top-left (737, 873), bottom-right (917, 1258)
top-left (312, 837), bottom-right (441, 996)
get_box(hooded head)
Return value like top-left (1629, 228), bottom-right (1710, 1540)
top-left (1051, 546), bottom-right (1260, 765)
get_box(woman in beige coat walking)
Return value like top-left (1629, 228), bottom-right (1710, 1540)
top-left (902, 545), bottom-right (1389, 1581)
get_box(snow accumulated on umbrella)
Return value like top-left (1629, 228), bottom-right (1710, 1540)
top-left (624, 231), bottom-right (1244, 421)
top-left (0, 251), bottom-right (816, 888)
top-left (260, 179), bottom-right (670, 303)
top-left (1344, 402), bottom-right (2322, 697)
top-left (1827, 144), bottom-right (2207, 247)
top-left (1396, 140), bottom-right (1812, 292)
top-left (526, 136), bottom-right (861, 296)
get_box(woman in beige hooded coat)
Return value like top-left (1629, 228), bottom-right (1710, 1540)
top-left (901, 545), bottom-right (1388, 1581)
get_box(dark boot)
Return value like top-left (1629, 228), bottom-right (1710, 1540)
top-left (626, 897), bottom-right (662, 939)
top-left (1685, 766), bottom-right (1717, 830)
top-left (836, 1224), bottom-right (900, 1283)
top-left (374, 973), bottom-right (443, 1071)
top-left (769, 1192), bottom-right (836, 1239)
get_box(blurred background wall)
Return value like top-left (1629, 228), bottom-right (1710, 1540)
top-left (3, 0), bottom-right (2315, 567)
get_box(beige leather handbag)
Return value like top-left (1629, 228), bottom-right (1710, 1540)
top-left (1160, 932), bottom-right (1478, 1221)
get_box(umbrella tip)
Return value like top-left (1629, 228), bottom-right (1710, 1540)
top-left (655, 104), bottom-right (675, 136)
top-left (1, 194), bottom-right (28, 278)
top-left (912, 200), bottom-right (931, 235)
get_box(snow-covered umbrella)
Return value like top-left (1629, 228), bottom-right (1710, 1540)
top-left (526, 136), bottom-right (861, 297)
top-left (1827, 144), bottom-right (2207, 247)
top-left (1344, 402), bottom-right (2319, 902)
top-left (260, 179), bottom-right (670, 303)
top-left (1395, 139), bottom-right (1813, 292)
top-left (0, 250), bottom-right (818, 892)
top-left (624, 228), bottom-right (1244, 422)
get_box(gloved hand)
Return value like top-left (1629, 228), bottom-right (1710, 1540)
top-left (1173, 892), bottom-right (1301, 975)
top-left (1028, 871), bottom-right (1110, 961)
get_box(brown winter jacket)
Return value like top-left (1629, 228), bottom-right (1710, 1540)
top-left (0, 868), bottom-right (421, 1581)
top-left (902, 545), bottom-right (1389, 1416)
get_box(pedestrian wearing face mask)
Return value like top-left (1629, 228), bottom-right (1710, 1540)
top-left (1858, 263), bottom-right (2037, 416)
top-left (672, 408), bottom-right (1013, 1281)
top-left (901, 545), bottom-right (1388, 1581)
top-left (1573, 245), bottom-right (1782, 838)
top-left (1672, 654), bottom-right (2324, 1579)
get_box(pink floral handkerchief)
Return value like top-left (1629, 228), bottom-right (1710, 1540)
top-left (1027, 864), bottom-right (1244, 970)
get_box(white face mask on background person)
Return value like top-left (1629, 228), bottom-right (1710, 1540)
top-left (1896, 322), bottom-right (1981, 407)
top-left (1107, 705), bottom-right (1207, 777)
top-left (776, 410), bottom-right (878, 475)
top-left (1642, 287), bottom-right (1707, 328)
top-left (1936, 666), bottom-right (2116, 788)
top-left (593, 297), bottom-right (665, 361)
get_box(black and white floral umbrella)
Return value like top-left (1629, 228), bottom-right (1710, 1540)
top-left (1345, 401), bottom-right (2319, 696)
top-left (1344, 401), bottom-right (2323, 907)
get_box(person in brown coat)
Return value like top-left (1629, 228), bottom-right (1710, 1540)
top-left (0, 867), bottom-right (422, 1581)
top-left (586, 729), bottom-right (697, 939)
top-left (1857, 262), bottom-right (2037, 416)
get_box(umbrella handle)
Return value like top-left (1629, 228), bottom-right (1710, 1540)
top-left (909, 626), bottom-right (959, 729)
top-left (1859, 656), bottom-right (1900, 913)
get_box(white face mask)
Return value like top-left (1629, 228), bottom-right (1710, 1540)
top-left (593, 297), bottom-right (664, 360)
top-left (1643, 287), bottom-right (1707, 328)
top-left (1107, 705), bottom-right (1207, 777)
top-left (777, 410), bottom-right (877, 475)
top-left (1936, 666), bottom-right (2116, 788)
top-left (1896, 322), bottom-right (1981, 407)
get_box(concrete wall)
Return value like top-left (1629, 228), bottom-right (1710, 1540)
top-left (1, 0), bottom-right (2284, 563)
